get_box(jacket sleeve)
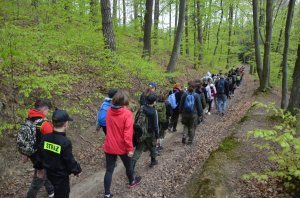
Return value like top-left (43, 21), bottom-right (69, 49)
top-left (40, 121), bottom-right (53, 135)
top-left (195, 94), bottom-right (203, 117)
top-left (33, 141), bottom-right (44, 170)
top-left (225, 81), bottom-right (230, 97)
top-left (123, 112), bottom-right (134, 153)
top-left (153, 110), bottom-right (159, 139)
top-left (139, 93), bottom-right (145, 106)
top-left (179, 93), bottom-right (187, 113)
top-left (62, 142), bottom-right (82, 175)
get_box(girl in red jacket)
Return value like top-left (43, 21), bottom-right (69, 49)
top-left (103, 90), bottom-right (141, 198)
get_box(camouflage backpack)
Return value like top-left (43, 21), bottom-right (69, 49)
top-left (155, 102), bottom-right (167, 123)
top-left (16, 118), bottom-right (46, 156)
top-left (133, 106), bottom-right (149, 144)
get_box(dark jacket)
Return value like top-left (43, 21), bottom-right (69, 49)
top-left (34, 131), bottom-right (82, 177)
top-left (179, 92), bottom-right (203, 117)
top-left (139, 93), bottom-right (147, 106)
top-left (143, 105), bottom-right (159, 139)
top-left (195, 88), bottom-right (206, 109)
top-left (215, 79), bottom-right (229, 97)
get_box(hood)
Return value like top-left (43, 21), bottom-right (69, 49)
top-left (143, 105), bottom-right (155, 117)
top-left (109, 106), bottom-right (128, 116)
top-left (104, 97), bottom-right (112, 102)
top-left (28, 109), bottom-right (47, 119)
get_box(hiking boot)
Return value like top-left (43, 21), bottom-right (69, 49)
top-left (104, 194), bottom-right (115, 198)
top-left (149, 159), bottom-right (158, 167)
top-left (182, 137), bottom-right (186, 144)
top-left (128, 176), bottom-right (142, 189)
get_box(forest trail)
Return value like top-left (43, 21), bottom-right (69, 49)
top-left (70, 64), bottom-right (256, 198)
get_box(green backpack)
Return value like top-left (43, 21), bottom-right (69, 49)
top-left (133, 106), bottom-right (149, 143)
top-left (156, 102), bottom-right (167, 123)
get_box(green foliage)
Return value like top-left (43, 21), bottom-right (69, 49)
top-left (243, 102), bottom-right (300, 189)
top-left (0, 122), bottom-right (17, 137)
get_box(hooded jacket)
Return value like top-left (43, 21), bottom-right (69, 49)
top-left (28, 109), bottom-right (53, 135)
top-left (103, 106), bottom-right (134, 155)
top-left (143, 105), bottom-right (159, 139)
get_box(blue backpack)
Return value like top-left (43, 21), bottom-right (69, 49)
top-left (184, 93), bottom-right (196, 113)
top-left (168, 91), bottom-right (177, 109)
top-left (97, 99), bottom-right (112, 127)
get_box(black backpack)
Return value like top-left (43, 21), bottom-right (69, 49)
top-left (216, 80), bottom-right (225, 94)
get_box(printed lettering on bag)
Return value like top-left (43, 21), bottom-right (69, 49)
top-left (44, 141), bottom-right (61, 154)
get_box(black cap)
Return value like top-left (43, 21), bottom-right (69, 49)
top-left (52, 109), bottom-right (73, 122)
top-left (108, 88), bottom-right (118, 98)
top-left (146, 94), bottom-right (158, 105)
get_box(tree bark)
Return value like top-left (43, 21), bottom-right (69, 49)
top-left (175, 0), bottom-right (178, 31)
top-left (167, 0), bottom-right (186, 72)
top-left (185, 0), bottom-right (189, 56)
top-left (281, 0), bottom-right (296, 109)
top-left (197, 0), bottom-right (203, 61)
top-left (287, 42), bottom-right (300, 115)
top-left (169, 2), bottom-right (172, 43)
top-left (100, 0), bottom-right (116, 51)
top-left (193, 0), bottom-right (197, 68)
top-left (154, 0), bottom-right (159, 46)
top-left (122, 0), bottom-right (126, 26)
top-left (212, 0), bottom-right (224, 64)
top-left (252, 0), bottom-right (263, 84)
top-left (133, 0), bottom-right (138, 20)
top-left (261, 0), bottom-right (273, 91)
top-left (226, 4), bottom-right (233, 69)
top-left (143, 0), bottom-right (153, 59)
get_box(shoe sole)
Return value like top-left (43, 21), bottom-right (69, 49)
top-left (128, 180), bottom-right (141, 189)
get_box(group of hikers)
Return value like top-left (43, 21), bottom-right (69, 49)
top-left (17, 66), bottom-right (245, 198)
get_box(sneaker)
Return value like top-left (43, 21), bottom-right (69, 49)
top-left (104, 194), bottom-right (115, 198)
top-left (208, 112), bottom-right (211, 115)
top-left (182, 137), bottom-right (186, 144)
top-left (149, 160), bottom-right (158, 167)
top-left (128, 176), bottom-right (142, 188)
top-left (48, 192), bottom-right (54, 198)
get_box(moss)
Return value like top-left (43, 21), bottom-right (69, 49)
top-left (218, 136), bottom-right (239, 153)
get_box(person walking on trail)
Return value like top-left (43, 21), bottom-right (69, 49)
top-left (155, 93), bottom-right (169, 153)
top-left (34, 109), bottom-right (81, 198)
top-left (103, 90), bottom-right (141, 198)
top-left (208, 78), bottom-right (217, 112)
top-left (21, 99), bottom-right (54, 198)
top-left (215, 75), bottom-right (229, 116)
top-left (203, 78), bottom-right (213, 115)
top-left (179, 81), bottom-right (203, 145)
top-left (139, 82), bottom-right (157, 106)
top-left (194, 80), bottom-right (206, 124)
top-left (133, 94), bottom-right (159, 169)
top-left (96, 88), bottom-right (118, 135)
top-left (168, 83), bottom-right (183, 132)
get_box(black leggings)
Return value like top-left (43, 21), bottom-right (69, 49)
top-left (104, 153), bottom-right (134, 195)
top-left (208, 99), bottom-right (213, 112)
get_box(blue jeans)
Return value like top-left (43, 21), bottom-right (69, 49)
top-left (217, 94), bottom-right (227, 113)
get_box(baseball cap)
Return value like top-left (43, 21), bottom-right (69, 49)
top-left (52, 109), bottom-right (73, 122)
top-left (148, 82), bottom-right (157, 88)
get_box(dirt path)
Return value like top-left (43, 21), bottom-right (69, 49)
top-left (69, 64), bottom-right (257, 198)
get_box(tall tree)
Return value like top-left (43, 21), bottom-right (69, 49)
top-left (261, 0), bottom-right (274, 90)
top-left (175, 0), bottom-right (178, 31)
top-left (154, 0), bottom-right (159, 46)
top-left (143, 0), bottom-right (153, 59)
top-left (185, 0), bottom-right (189, 56)
top-left (193, 0), bottom-right (197, 68)
top-left (212, 0), bottom-right (224, 64)
top-left (226, 3), bottom-right (234, 68)
top-left (122, 0), bottom-right (126, 26)
top-left (167, 0), bottom-right (186, 72)
top-left (112, 0), bottom-right (117, 22)
top-left (197, 0), bottom-right (203, 61)
top-left (287, 42), bottom-right (300, 115)
top-left (281, 0), bottom-right (296, 109)
top-left (133, 0), bottom-right (138, 20)
top-left (252, 0), bottom-right (263, 84)
top-left (100, 0), bottom-right (116, 51)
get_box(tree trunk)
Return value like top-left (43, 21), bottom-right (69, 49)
top-left (259, 0), bottom-right (265, 45)
top-left (113, 0), bottom-right (117, 22)
top-left (122, 0), bottom-right (126, 26)
top-left (167, 0), bottom-right (186, 72)
top-left (281, 0), bottom-right (296, 109)
top-left (252, 0), bottom-right (263, 84)
top-left (133, 0), bottom-right (138, 20)
top-left (226, 4), bottom-right (233, 69)
top-left (193, 0), bottom-right (197, 68)
top-left (212, 0), bottom-right (224, 64)
top-left (287, 42), bottom-right (300, 115)
top-left (143, 0), bottom-right (153, 59)
top-left (169, 2), bottom-right (172, 43)
top-left (197, 0), bottom-right (203, 61)
top-left (154, 0), bottom-right (159, 46)
top-left (261, 0), bottom-right (273, 91)
top-left (185, 0), bottom-right (189, 56)
top-left (100, 0), bottom-right (116, 51)
top-left (175, 0), bottom-right (178, 31)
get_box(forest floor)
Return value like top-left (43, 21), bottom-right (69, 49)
top-left (0, 65), bottom-right (294, 198)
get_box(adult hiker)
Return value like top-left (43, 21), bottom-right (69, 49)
top-left (103, 90), bottom-right (141, 198)
top-left (19, 99), bottom-right (54, 198)
top-left (179, 81), bottom-right (203, 144)
top-left (168, 83), bottom-right (183, 132)
top-left (208, 78), bottom-right (217, 113)
top-left (96, 88), bottom-right (118, 135)
top-left (155, 93), bottom-right (169, 153)
top-left (203, 78), bottom-right (212, 115)
top-left (132, 94), bottom-right (159, 169)
top-left (139, 82), bottom-right (157, 106)
top-left (194, 80), bottom-right (206, 124)
top-left (34, 109), bottom-right (81, 198)
top-left (215, 75), bottom-right (229, 116)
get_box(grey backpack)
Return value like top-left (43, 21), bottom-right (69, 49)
top-left (16, 118), bottom-right (45, 156)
